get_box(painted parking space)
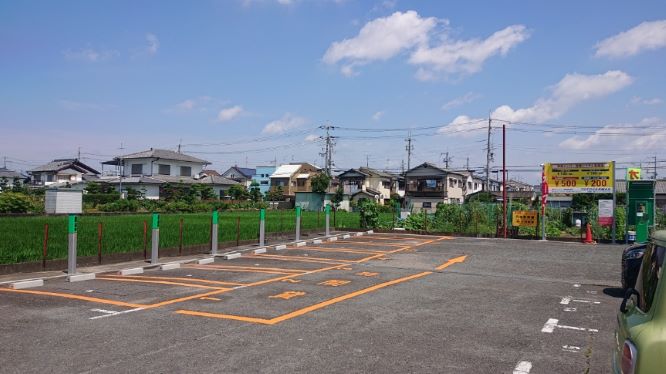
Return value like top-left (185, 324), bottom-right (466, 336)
top-left (0, 233), bottom-right (462, 325)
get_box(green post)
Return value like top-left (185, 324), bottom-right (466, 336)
top-left (325, 204), bottom-right (331, 236)
top-left (295, 206), bottom-right (302, 241)
top-left (151, 213), bottom-right (159, 264)
top-left (152, 213), bottom-right (159, 230)
top-left (259, 208), bottom-right (266, 246)
top-left (211, 210), bottom-right (219, 255)
top-left (67, 215), bottom-right (77, 274)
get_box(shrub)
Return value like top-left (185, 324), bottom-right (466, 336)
top-left (358, 199), bottom-right (380, 229)
top-left (83, 193), bottom-right (119, 207)
top-left (0, 192), bottom-right (35, 213)
top-left (98, 200), bottom-right (140, 212)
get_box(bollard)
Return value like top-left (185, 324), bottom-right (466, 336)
top-left (295, 206), bottom-right (301, 241)
top-left (151, 213), bottom-right (159, 264)
top-left (325, 204), bottom-right (331, 237)
top-left (259, 209), bottom-right (266, 247)
top-left (67, 214), bottom-right (77, 275)
top-left (211, 211), bottom-right (219, 255)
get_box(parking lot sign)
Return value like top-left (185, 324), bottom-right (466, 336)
top-left (512, 211), bottom-right (538, 227)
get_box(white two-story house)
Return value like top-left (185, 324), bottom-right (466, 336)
top-left (29, 159), bottom-right (100, 187)
top-left (404, 162), bottom-right (466, 212)
top-left (101, 148), bottom-right (237, 199)
top-left (337, 167), bottom-right (395, 205)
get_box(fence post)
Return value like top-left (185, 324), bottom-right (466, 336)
top-left (179, 217), bottom-right (184, 256)
top-left (97, 222), bottom-right (103, 265)
top-left (295, 206), bottom-right (301, 241)
top-left (42, 223), bottom-right (49, 270)
top-left (143, 220), bottom-right (148, 259)
top-left (325, 204), bottom-right (331, 236)
top-left (236, 216), bottom-right (241, 246)
top-left (211, 211), bottom-right (219, 255)
top-left (151, 213), bottom-right (159, 264)
top-left (67, 214), bottom-right (78, 275)
top-left (259, 208), bottom-right (266, 247)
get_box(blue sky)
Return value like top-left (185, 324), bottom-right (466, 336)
top-left (1, 0), bottom-right (666, 182)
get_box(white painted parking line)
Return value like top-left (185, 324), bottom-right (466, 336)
top-left (541, 318), bottom-right (598, 333)
top-left (90, 308), bottom-right (117, 315)
top-left (89, 307), bottom-right (144, 320)
top-left (560, 295), bottom-right (600, 305)
top-left (562, 345), bottom-right (581, 353)
top-left (573, 284), bottom-right (581, 288)
top-left (513, 361), bottom-right (532, 374)
top-left (563, 307), bottom-right (577, 312)
top-left (560, 296), bottom-right (571, 305)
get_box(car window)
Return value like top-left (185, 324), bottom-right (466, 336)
top-left (637, 243), bottom-right (665, 313)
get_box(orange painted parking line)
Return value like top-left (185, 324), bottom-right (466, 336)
top-left (0, 288), bottom-right (146, 308)
top-left (96, 277), bottom-right (231, 290)
top-left (145, 288), bottom-right (234, 308)
top-left (333, 241), bottom-right (404, 248)
top-left (196, 264), bottom-right (308, 274)
top-left (435, 255), bottom-right (467, 270)
top-left (200, 297), bottom-right (221, 301)
top-left (294, 246), bottom-right (389, 255)
top-left (183, 264), bottom-right (305, 275)
top-left (101, 274), bottom-right (246, 287)
top-left (247, 254), bottom-right (356, 265)
top-left (175, 270), bottom-right (436, 325)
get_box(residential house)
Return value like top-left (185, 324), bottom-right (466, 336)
top-left (253, 165), bottom-right (277, 195)
top-left (221, 166), bottom-right (256, 188)
top-left (269, 163), bottom-right (321, 197)
top-left (29, 159), bottom-right (100, 187)
top-left (337, 167), bottom-right (394, 205)
top-left (506, 179), bottom-right (535, 191)
top-left (404, 162), bottom-right (466, 213)
top-left (0, 167), bottom-right (24, 190)
top-left (101, 148), bottom-right (237, 199)
top-left (199, 169), bottom-right (221, 177)
top-left (455, 170), bottom-right (484, 199)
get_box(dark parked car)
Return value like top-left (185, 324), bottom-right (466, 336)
top-left (621, 243), bottom-right (647, 289)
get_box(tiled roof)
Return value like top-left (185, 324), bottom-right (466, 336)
top-left (111, 149), bottom-right (209, 164)
top-left (30, 159), bottom-right (100, 174)
top-left (0, 167), bottom-right (22, 179)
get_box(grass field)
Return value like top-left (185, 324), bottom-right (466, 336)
top-left (0, 210), bottom-right (389, 264)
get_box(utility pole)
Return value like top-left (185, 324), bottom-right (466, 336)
top-left (466, 157), bottom-right (469, 171)
top-left (3, 156), bottom-right (7, 168)
top-left (319, 124), bottom-right (335, 176)
top-left (654, 155), bottom-right (658, 179)
top-left (405, 131), bottom-right (413, 172)
top-left (485, 117), bottom-right (492, 192)
top-left (441, 152), bottom-right (452, 169)
top-left (177, 139), bottom-right (182, 153)
top-left (118, 142), bottom-right (125, 199)
top-left (502, 124), bottom-right (507, 239)
top-left (77, 147), bottom-right (81, 160)
top-left (366, 155), bottom-right (369, 168)
top-left (401, 160), bottom-right (405, 175)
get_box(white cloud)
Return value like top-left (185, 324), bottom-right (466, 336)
top-left (631, 96), bottom-right (663, 105)
top-left (146, 33), bottom-right (160, 55)
top-left (595, 20), bottom-right (666, 58)
top-left (323, 11), bottom-right (437, 76)
top-left (437, 115), bottom-right (486, 137)
top-left (323, 11), bottom-right (529, 79)
top-left (372, 111), bottom-right (384, 121)
top-left (262, 113), bottom-right (308, 134)
top-left (560, 118), bottom-right (665, 150)
top-left (217, 105), bottom-right (244, 122)
top-left (491, 70), bottom-right (633, 123)
top-left (305, 134), bottom-right (319, 142)
top-left (409, 25), bottom-right (530, 79)
top-left (63, 48), bottom-right (118, 62)
top-left (442, 92), bottom-right (481, 111)
top-left (169, 96), bottom-right (213, 113)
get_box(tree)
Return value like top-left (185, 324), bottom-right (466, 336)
top-left (85, 181), bottom-right (101, 194)
top-left (310, 173), bottom-right (331, 193)
top-left (249, 181), bottom-right (262, 202)
top-left (266, 186), bottom-right (284, 201)
top-left (331, 186), bottom-right (344, 210)
top-left (228, 184), bottom-right (248, 200)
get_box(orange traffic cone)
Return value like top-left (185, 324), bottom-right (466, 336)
top-left (583, 223), bottom-right (595, 244)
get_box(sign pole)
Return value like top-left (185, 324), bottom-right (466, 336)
top-left (67, 214), bottom-right (77, 275)
top-left (151, 213), bottom-right (159, 264)
top-left (211, 211), bottom-right (219, 255)
top-left (541, 164), bottom-right (547, 241)
top-left (295, 206), bottom-right (301, 241)
top-left (502, 124), bottom-right (507, 239)
top-left (612, 161), bottom-right (617, 244)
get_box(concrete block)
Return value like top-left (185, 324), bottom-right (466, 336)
top-left (295, 241), bottom-right (307, 247)
top-left (198, 258), bottom-right (215, 265)
top-left (254, 248), bottom-right (267, 254)
top-left (223, 253), bottom-right (241, 260)
top-left (275, 244), bottom-right (287, 251)
top-left (312, 239), bottom-right (323, 244)
top-left (119, 267), bottom-right (143, 276)
top-left (356, 232), bottom-right (364, 236)
top-left (67, 273), bottom-right (96, 282)
top-left (367, 230), bottom-right (374, 234)
top-left (342, 234), bottom-right (351, 239)
top-left (160, 262), bottom-right (181, 270)
top-left (10, 279), bottom-right (44, 289)
top-left (328, 236), bottom-right (338, 242)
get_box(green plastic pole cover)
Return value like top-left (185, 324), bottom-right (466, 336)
top-left (212, 210), bottom-right (219, 224)
top-left (325, 204), bottom-right (331, 214)
top-left (68, 215), bottom-right (77, 234)
top-left (260, 209), bottom-right (266, 221)
top-left (296, 206), bottom-right (301, 217)
top-left (152, 213), bottom-right (159, 229)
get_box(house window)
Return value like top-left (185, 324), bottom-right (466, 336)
top-left (131, 164), bottom-right (143, 175)
top-left (449, 178), bottom-right (454, 187)
top-left (180, 166), bottom-right (191, 177)
top-left (382, 181), bottom-right (390, 189)
top-left (260, 181), bottom-right (268, 185)
top-left (158, 164), bottom-right (171, 175)
top-left (47, 174), bottom-right (54, 182)
top-left (422, 202), bottom-right (432, 208)
top-left (467, 182), bottom-right (472, 189)
top-left (297, 179), bottom-right (306, 187)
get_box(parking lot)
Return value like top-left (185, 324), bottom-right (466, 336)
top-left (0, 233), bottom-right (623, 373)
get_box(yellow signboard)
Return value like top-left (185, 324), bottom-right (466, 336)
top-left (627, 168), bottom-right (641, 181)
top-left (512, 211), bottom-right (538, 227)
top-left (545, 162), bottom-right (614, 193)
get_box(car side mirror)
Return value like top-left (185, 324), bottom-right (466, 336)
top-left (620, 288), bottom-right (640, 313)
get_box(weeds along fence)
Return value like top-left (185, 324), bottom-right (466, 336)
top-left (0, 210), bottom-right (369, 265)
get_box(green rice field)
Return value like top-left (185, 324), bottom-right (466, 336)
top-left (0, 210), bottom-right (388, 264)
